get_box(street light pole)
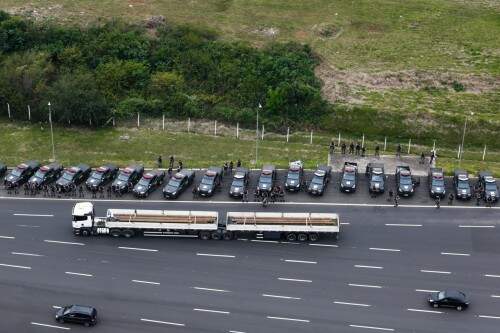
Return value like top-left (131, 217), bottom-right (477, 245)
top-left (459, 112), bottom-right (473, 165)
top-left (48, 101), bottom-right (56, 162)
top-left (256, 103), bottom-right (261, 166)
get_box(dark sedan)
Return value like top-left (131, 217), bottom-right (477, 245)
top-left (55, 305), bottom-right (97, 327)
top-left (163, 170), bottom-right (195, 199)
top-left (428, 290), bottom-right (469, 311)
top-left (86, 164), bottom-right (118, 191)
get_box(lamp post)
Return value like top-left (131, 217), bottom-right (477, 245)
top-left (459, 111), bottom-right (473, 165)
top-left (255, 103), bottom-right (262, 166)
top-left (48, 101), bottom-right (56, 162)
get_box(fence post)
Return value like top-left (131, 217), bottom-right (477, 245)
top-left (27, 105), bottom-right (31, 121)
top-left (236, 122), bottom-right (239, 139)
top-left (384, 137), bottom-right (387, 151)
top-left (286, 127), bottom-right (290, 143)
top-left (432, 140), bottom-right (436, 152)
top-left (310, 130), bottom-right (313, 144)
top-left (188, 118), bottom-right (191, 133)
top-left (89, 118), bottom-right (92, 126)
top-left (137, 112), bottom-right (140, 128)
top-left (482, 145), bottom-right (486, 161)
top-left (407, 138), bottom-right (411, 154)
top-left (338, 132), bottom-right (341, 146)
top-left (261, 125), bottom-right (264, 140)
top-left (214, 120), bottom-right (217, 136)
top-left (362, 133), bottom-right (365, 148)
top-left (162, 114), bottom-right (165, 131)
top-left (7, 103), bottom-right (11, 119)
top-left (457, 145), bottom-right (461, 159)
top-left (112, 117), bottom-right (115, 127)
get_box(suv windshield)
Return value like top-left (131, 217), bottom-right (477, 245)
top-left (138, 178), bottom-right (150, 186)
top-left (400, 176), bottom-right (412, 185)
top-left (260, 175), bottom-right (272, 183)
top-left (371, 175), bottom-right (383, 182)
top-left (168, 179), bottom-right (181, 187)
top-left (287, 172), bottom-right (300, 180)
top-left (457, 180), bottom-right (469, 189)
top-left (33, 170), bottom-right (46, 179)
top-left (62, 172), bottom-right (74, 181)
top-left (343, 173), bottom-right (355, 181)
top-left (90, 172), bottom-right (104, 180)
top-left (432, 179), bottom-right (444, 187)
top-left (201, 176), bottom-right (214, 186)
top-left (485, 183), bottom-right (497, 191)
top-left (117, 173), bottom-right (130, 181)
top-left (232, 179), bottom-right (244, 187)
top-left (311, 176), bottom-right (323, 185)
top-left (11, 169), bottom-right (22, 177)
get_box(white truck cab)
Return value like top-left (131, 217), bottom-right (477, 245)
top-left (72, 202), bottom-right (95, 234)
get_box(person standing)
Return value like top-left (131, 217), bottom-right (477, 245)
top-left (375, 145), bottom-right (380, 157)
top-left (396, 144), bottom-right (402, 158)
top-left (341, 142), bottom-right (347, 155)
top-left (157, 155), bottom-right (163, 168)
top-left (169, 155), bottom-right (175, 169)
top-left (229, 161), bottom-right (234, 175)
top-left (355, 142), bottom-right (361, 156)
top-left (349, 142), bottom-right (354, 154)
top-left (236, 159), bottom-right (242, 168)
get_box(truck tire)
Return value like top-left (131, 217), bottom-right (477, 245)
top-left (199, 231), bottom-right (211, 240)
top-left (211, 231), bottom-right (222, 240)
top-left (122, 229), bottom-right (135, 238)
top-left (110, 229), bottom-right (121, 238)
top-left (81, 229), bottom-right (90, 237)
top-left (286, 233), bottom-right (297, 241)
top-left (223, 231), bottom-right (233, 240)
top-left (308, 233), bottom-right (319, 242)
top-left (297, 233), bottom-right (308, 242)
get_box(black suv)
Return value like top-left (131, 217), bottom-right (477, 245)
top-left (428, 290), bottom-right (469, 311)
top-left (56, 164), bottom-right (91, 192)
top-left (197, 167), bottom-right (223, 197)
top-left (257, 165), bottom-right (276, 194)
top-left (86, 164), bottom-right (118, 191)
top-left (55, 305), bottom-right (97, 327)
top-left (163, 170), bottom-right (195, 199)
top-left (229, 167), bottom-right (250, 198)
top-left (340, 162), bottom-right (358, 193)
top-left (307, 165), bottom-right (332, 196)
top-left (366, 163), bottom-right (385, 194)
top-left (111, 165), bottom-right (144, 194)
top-left (28, 162), bottom-right (63, 188)
top-left (284, 162), bottom-right (304, 192)
top-left (428, 167), bottom-right (446, 199)
top-left (133, 170), bottom-right (166, 198)
top-left (478, 171), bottom-right (498, 202)
top-left (453, 169), bottom-right (471, 200)
top-left (0, 162), bottom-right (6, 178)
top-left (395, 165), bottom-right (415, 197)
top-left (4, 160), bottom-right (40, 188)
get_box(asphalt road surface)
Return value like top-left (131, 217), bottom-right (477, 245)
top-left (0, 198), bottom-right (499, 332)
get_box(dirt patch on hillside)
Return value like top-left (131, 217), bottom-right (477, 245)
top-left (315, 62), bottom-right (500, 103)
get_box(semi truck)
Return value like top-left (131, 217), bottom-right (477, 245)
top-left (71, 202), bottom-right (340, 242)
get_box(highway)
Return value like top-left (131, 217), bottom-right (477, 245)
top-left (0, 198), bottom-right (499, 332)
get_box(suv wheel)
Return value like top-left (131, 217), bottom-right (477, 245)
top-left (456, 305), bottom-right (463, 311)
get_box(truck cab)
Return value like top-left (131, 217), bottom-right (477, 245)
top-left (366, 163), bottom-right (385, 194)
top-left (72, 202), bottom-right (95, 236)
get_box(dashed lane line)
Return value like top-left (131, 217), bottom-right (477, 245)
top-left (31, 322), bottom-right (69, 330)
top-left (415, 289), bottom-right (439, 293)
top-left (309, 243), bottom-right (338, 248)
top-left (278, 278), bottom-right (312, 283)
top-left (355, 265), bottom-right (383, 269)
top-left (385, 223), bottom-right (422, 227)
top-left (349, 324), bottom-right (394, 331)
top-left (420, 270), bottom-right (451, 274)
top-left (64, 272), bottom-right (93, 277)
top-left (459, 225), bottom-right (495, 228)
top-left (140, 318), bottom-right (185, 326)
top-left (229, 331), bottom-right (246, 333)
top-left (266, 316), bottom-right (310, 323)
top-left (0, 235), bottom-right (15, 239)
top-left (44, 240), bottom-right (84, 246)
top-left (492, 295), bottom-right (500, 298)
top-left (193, 287), bottom-right (230, 293)
top-left (193, 308), bottom-right (230, 315)
top-left (348, 283), bottom-right (382, 289)
top-left (16, 224), bottom-right (40, 228)
top-left (369, 248), bottom-right (400, 252)
top-left (478, 315), bottom-right (500, 320)
top-left (14, 213), bottom-right (54, 217)
top-left (196, 253), bottom-right (235, 258)
top-left (132, 280), bottom-right (160, 285)
top-left (484, 274), bottom-right (500, 278)
top-left (0, 263), bottom-right (31, 269)
top-left (118, 246), bottom-right (158, 252)
top-left (334, 301), bottom-right (371, 307)
top-left (262, 294), bottom-right (301, 300)
top-left (284, 259), bottom-right (317, 264)
top-left (11, 252), bottom-right (43, 257)
top-left (441, 252), bottom-right (470, 256)
top-left (407, 308), bottom-right (442, 314)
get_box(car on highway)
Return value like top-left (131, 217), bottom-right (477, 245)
top-left (453, 169), bottom-right (471, 200)
top-left (85, 164), bottom-right (118, 191)
top-left (395, 165), bottom-right (415, 197)
top-left (229, 167), bottom-right (249, 198)
top-left (366, 163), bottom-right (385, 194)
top-left (197, 167), bottom-right (223, 197)
top-left (428, 290), bottom-right (469, 311)
top-left (284, 161), bottom-right (304, 192)
top-left (257, 165), bottom-right (276, 194)
top-left (133, 170), bottom-right (165, 198)
top-left (55, 304), bottom-right (98, 327)
top-left (111, 165), bottom-right (144, 194)
top-left (340, 162), bottom-right (358, 193)
top-left (478, 171), bottom-right (498, 202)
top-left (0, 162), bottom-right (6, 178)
top-left (307, 165), bottom-right (331, 196)
top-left (4, 160), bottom-right (40, 188)
top-left (428, 167), bottom-right (446, 199)
top-left (56, 164), bottom-right (91, 192)
top-left (28, 162), bottom-right (63, 188)
top-left (163, 170), bottom-right (195, 199)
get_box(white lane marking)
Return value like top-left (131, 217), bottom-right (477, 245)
top-left (0, 263), bottom-right (31, 269)
top-left (16, 224), bottom-right (40, 228)
top-left (284, 259), bottom-right (317, 264)
top-left (280, 241), bottom-right (300, 245)
top-left (65, 272), bottom-right (93, 277)
top-left (196, 253), bottom-right (235, 258)
top-left (140, 318), bottom-right (185, 326)
top-left (193, 308), bottom-right (230, 314)
top-left (385, 223), bottom-right (422, 227)
top-left (459, 225), bottom-right (495, 228)
top-left (52, 306), bottom-right (62, 309)
top-left (309, 243), bottom-right (338, 247)
top-left (478, 315), bottom-right (500, 319)
top-left (132, 280), bottom-right (160, 285)
top-left (420, 270), bottom-right (451, 274)
top-left (491, 295), bottom-right (500, 298)
top-left (14, 213), bottom-right (54, 217)
top-left (484, 274), bottom-right (500, 278)
top-left (266, 316), bottom-right (309, 323)
top-left (44, 240), bottom-right (84, 246)
top-left (407, 308), bottom-right (442, 314)
top-left (278, 277), bottom-right (312, 283)
top-left (334, 301), bottom-right (371, 307)
top-left (341, 222), bottom-right (350, 225)
top-left (11, 252), bottom-right (43, 257)
top-left (355, 265), bottom-right (383, 269)
top-left (0, 235), bottom-right (15, 239)
top-left (441, 252), bottom-right (470, 256)
top-left (415, 289), bottom-right (439, 293)
top-left (118, 246), bottom-right (158, 252)
top-left (229, 331), bottom-right (246, 333)
top-left (369, 247), bottom-right (400, 252)
top-left (262, 294), bottom-right (301, 300)
top-left (31, 322), bottom-right (69, 330)
top-left (348, 283), bottom-right (382, 289)
top-left (194, 287), bottom-right (230, 293)
top-left (349, 324), bottom-right (394, 331)
top-left (251, 240), bottom-right (279, 243)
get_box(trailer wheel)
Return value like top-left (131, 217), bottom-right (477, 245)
top-left (211, 231), bottom-right (222, 240)
top-left (199, 231), bottom-right (211, 240)
top-left (81, 229), bottom-right (90, 237)
top-left (308, 233), bottom-right (319, 242)
top-left (297, 233), bottom-right (308, 242)
top-left (286, 233), bottom-right (297, 241)
top-left (110, 229), bottom-right (121, 238)
top-left (122, 229), bottom-right (135, 238)
top-left (223, 231), bottom-right (233, 240)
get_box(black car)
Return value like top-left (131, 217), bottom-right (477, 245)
top-left (0, 162), bottom-right (6, 178)
top-left (428, 167), bottom-right (446, 199)
top-left (28, 162), bottom-right (63, 188)
top-left (4, 160), bottom-right (40, 188)
top-left (229, 167), bottom-right (250, 198)
top-left (111, 165), bottom-right (144, 194)
top-left (55, 305), bottom-right (98, 327)
top-left (307, 165), bottom-right (332, 196)
top-left (340, 162), bottom-right (358, 193)
top-left (478, 171), bottom-right (498, 202)
top-left (284, 161), bottom-right (304, 192)
top-left (163, 170), bottom-right (195, 199)
top-left (428, 290), bottom-right (469, 311)
top-left (86, 164), bottom-right (118, 191)
top-left (395, 165), bottom-right (415, 197)
top-left (257, 165), bottom-right (276, 194)
top-left (197, 167), bottom-right (223, 197)
top-left (453, 169), bottom-right (471, 200)
top-left (56, 164), bottom-right (91, 192)
top-left (133, 170), bottom-right (166, 198)
top-left (366, 163), bottom-right (385, 194)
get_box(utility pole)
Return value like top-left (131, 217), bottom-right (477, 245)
top-left (48, 102), bottom-right (56, 162)
top-left (459, 112), bottom-right (473, 165)
top-left (256, 103), bottom-right (261, 165)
